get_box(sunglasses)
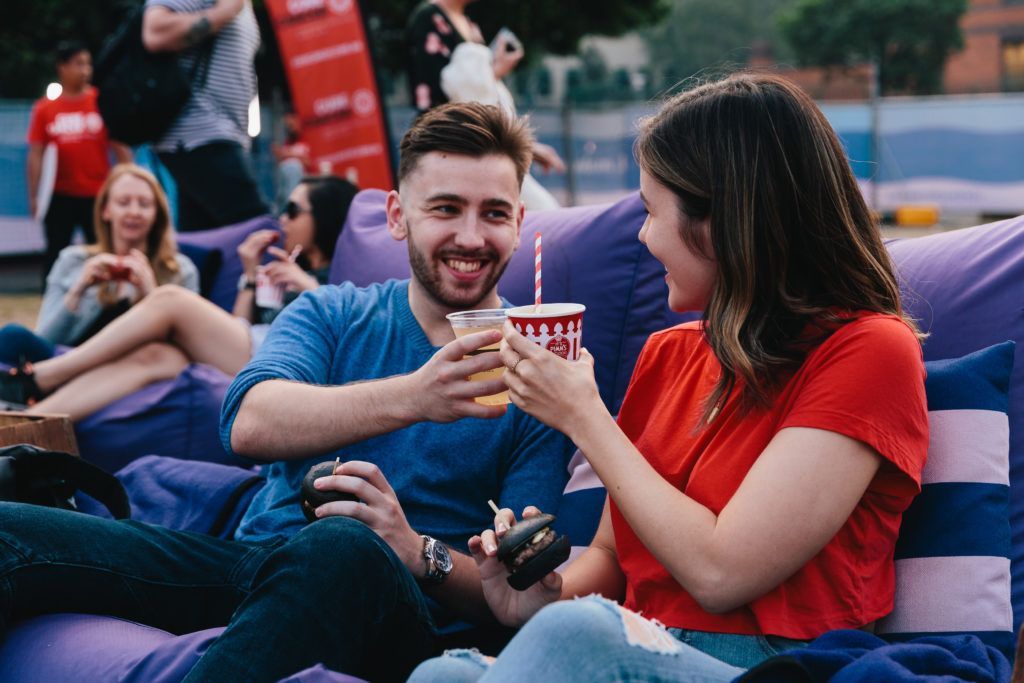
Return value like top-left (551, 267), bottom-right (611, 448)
top-left (283, 200), bottom-right (311, 221)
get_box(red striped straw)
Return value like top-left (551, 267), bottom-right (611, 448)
top-left (534, 231), bottom-right (542, 311)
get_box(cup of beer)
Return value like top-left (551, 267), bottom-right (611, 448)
top-left (446, 308), bottom-right (510, 405)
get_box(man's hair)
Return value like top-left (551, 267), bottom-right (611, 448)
top-left (398, 102), bottom-right (534, 186)
top-left (56, 41), bottom-right (89, 64)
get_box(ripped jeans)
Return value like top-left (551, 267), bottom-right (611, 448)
top-left (408, 595), bottom-right (807, 683)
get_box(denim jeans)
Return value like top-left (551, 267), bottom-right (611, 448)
top-left (0, 503), bottom-right (438, 682)
top-left (409, 596), bottom-right (808, 683)
top-left (0, 324), bottom-right (55, 366)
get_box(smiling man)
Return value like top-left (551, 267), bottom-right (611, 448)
top-left (0, 103), bottom-right (574, 683)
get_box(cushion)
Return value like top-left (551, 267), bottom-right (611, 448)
top-left (553, 343), bottom-right (1016, 657)
top-left (330, 189), bottom-right (693, 413)
top-left (74, 363), bottom-right (241, 471)
top-left (887, 217), bottom-right (1024, 634)
top-left (177, 241), bottom-right (223, 300)
top-left (876, 341), bottom-right (1015, 658)
top-left (176, 214), bottom-right (280, 311)
top-left (76, 455), bottom-right (264, 538)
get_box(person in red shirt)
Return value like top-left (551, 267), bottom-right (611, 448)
top-left (26, 41), bottom-right (132, 281)
top-left (410, 73), bottom-right (930, 682)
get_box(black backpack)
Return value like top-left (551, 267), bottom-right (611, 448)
top-left (0, 444), bottom-right (131, 519)
top-left (94, 4), bottom-right (212, 146)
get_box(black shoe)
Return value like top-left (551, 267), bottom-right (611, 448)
top-left (0, 364), bottom-right (44, 407)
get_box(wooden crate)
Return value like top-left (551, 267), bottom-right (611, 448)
top-left (0, 412), bottom-right (78, 455)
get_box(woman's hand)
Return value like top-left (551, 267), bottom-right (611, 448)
top-left (500, 320), bottom-right (604, 436)
top-left (492, 37), bottom-right (524, 80)
top-left (532, 143), bottom-right (566, 174)
top-left (65, 253), bottom-right (119, 310)
top-left (469, 505), bottom-right (562, 627)
top-left (263, 246), bottom-right (318, 292)
top-left (237, 229), bottom-right (279, 277)
top-left (123, 249), bottom-right (158, 297)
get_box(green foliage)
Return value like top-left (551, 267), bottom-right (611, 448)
top-left (642, 0), bottom-right (796, 92)
top-left (0, 0), bottom-right (134, 99)
top-left (779, 0), bottom-right (967, 95)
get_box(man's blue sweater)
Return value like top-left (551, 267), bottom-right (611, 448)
top-left (220, 279), bottom-right (574, 548)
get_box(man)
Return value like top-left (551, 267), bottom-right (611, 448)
top-left (142, 0), bottom-right (268, 230)
top-left (0, 103), bottom-right (573, 683)
top-left (26, 41), bottom-right (132, 281)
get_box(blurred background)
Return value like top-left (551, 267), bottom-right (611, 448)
top-left (1, 0), bottom-right (1023, 306)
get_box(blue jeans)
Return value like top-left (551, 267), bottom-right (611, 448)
top-left (409, 596), bottom-right (807, 683)
top-left (0, 324), bottom-right (55, 366)
top-left (0, 503), bottom-right (438, 682)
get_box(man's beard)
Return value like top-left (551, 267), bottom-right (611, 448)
top-left (406, 219), bottom-right (511, 309)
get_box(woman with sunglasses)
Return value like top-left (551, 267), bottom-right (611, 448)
top-left (1, 176), bottom-right (357, 420)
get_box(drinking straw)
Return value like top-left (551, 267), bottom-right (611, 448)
top-left (333, 456), bottom-right (340, 475)
top-left (534, 232), bottom-right (542, 312)
top-left (487, 499), bottom-right (501, 515)
top-left (288, 244), bottom-right (303, 263)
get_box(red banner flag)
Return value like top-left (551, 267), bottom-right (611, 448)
top-left (265, 0), bottom-right (394, 190)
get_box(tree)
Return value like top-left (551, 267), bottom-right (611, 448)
top-left (779, 0), bottom-right (967, 95)
top-left (0, 0), bottom-right (134, 98)
top-left (642, 0), bottom-right (797, 93)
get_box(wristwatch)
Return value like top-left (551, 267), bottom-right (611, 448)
top-left (421, 535), bottom-right (453, 585)
top-left (237, 273), bottom-right (257, 291)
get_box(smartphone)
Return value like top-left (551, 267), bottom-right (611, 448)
top-left (491, 27), bottom-right (522, 55)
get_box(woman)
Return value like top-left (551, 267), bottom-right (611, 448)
top-left (406, 0), bottom-right (565, 209)
top-left (0, 176), bottom-right (357, 421)
top-left (411, 73), bottom-right (929, 681)
top-left (0, 163), bottom-right (198, 366)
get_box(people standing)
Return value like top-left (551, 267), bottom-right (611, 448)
top-left (406, 0), bottom-right (566, 210)
top-left (142, 0), bottom-right (269, 231)
top-left (26, 41), bottom-right (133, 282)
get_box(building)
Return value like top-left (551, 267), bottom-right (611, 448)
top-left (945, 0), bottom-right (1024, 93)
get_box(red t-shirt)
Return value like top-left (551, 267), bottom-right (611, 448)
top-left (611, 313), bottom-right (928, 639)
top-left (27, 87), bottom-right (112, 197)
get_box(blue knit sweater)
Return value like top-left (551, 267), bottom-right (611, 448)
top-left (220, 279), bottom-right (574, 547)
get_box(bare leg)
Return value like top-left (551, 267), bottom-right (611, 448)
top-left (32, 285), bottom-right (252, 393)
top-left (27, 342), bottom-right (189, 422)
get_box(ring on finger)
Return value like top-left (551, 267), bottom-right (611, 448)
top-left (509, 357), bottom-right (522, 374)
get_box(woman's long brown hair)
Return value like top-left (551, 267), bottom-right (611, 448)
top-left (635, 73), bottom-right (922, 424)
top-left (88, 164), bottom-right (181, 306)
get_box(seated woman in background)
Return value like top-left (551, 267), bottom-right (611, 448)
top-left (0, 176), bottom-right (356, 421)
top-left (0, 163), bottom-right (198, 365)
top-left (410, 73), bottom-right (929, 682)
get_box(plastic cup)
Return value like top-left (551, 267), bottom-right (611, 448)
top-left (446, 308), bottom-right (510, 405)
top-left (255, 267), bottom-right (284, 309)
top-left (507, 304), bottom-right (586, 361)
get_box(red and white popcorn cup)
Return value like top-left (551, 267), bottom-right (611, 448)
top-left (508, 304), bottom-right (586, 361)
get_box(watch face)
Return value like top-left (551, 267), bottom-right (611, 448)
top-left (432, 541), bottom-right (453, 574)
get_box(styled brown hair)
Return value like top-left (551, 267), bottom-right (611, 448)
top-left (89, 163), bottom-right (181, 306)
top-left (635, 73), bottom-right (921, 424)
top-left (398, 102), bottom-right (534, 186)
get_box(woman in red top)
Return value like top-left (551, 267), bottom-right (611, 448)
top-left (410, 73), bottom-right (929, 681)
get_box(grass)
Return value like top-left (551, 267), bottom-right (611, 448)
top-left (0, 294), bottom-right (41, 328)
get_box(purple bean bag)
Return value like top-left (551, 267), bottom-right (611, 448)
top-left (71, 216), bottom-right (278, 469)
top-left (4, 196), bottom-right (1021, 682)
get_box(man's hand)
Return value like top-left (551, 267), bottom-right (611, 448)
top-left (532, 143), bottom-right (566, 174)
top-left (469, 505), bottom-right (562, 627)
top-left (405, 329), bottom-right (510, 423)
top-left (309, 460), bottom-right (425, 573)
